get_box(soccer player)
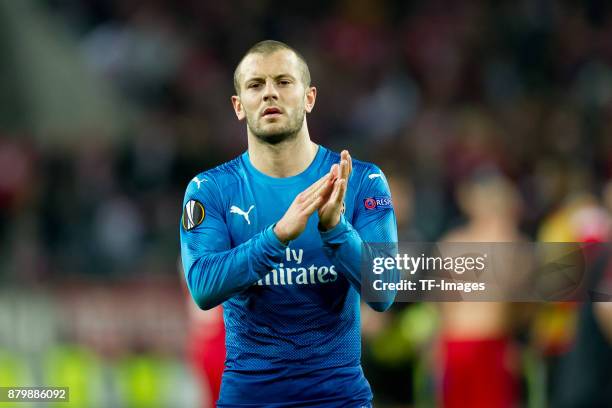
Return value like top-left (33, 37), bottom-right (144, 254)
top-left (180, 40), bottom-right (397, 407)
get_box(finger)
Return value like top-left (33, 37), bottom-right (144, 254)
top-left (316, 174), bottom-right (336, 201)
top-left (302, 173), bottom-right (331, 196)
top-left (302, 186), bottom-right (322, 206)
top-left (302, 177), bottom-right (333, 207)
top-left (327, 164), bottom-right (338, 188)
top-left (311, 172), bottom-right (332, 192)
top-left (346, 151), bottom-right (352, 176)
top-left (338, 178), bottom-right (347, 203)
top-left (337, 178), bottom-right (348, 203)
top-left (330, 178), bottom-right (345, 204)
top-left (318, 175), bottom-right (335, 195)
top-left (303, 195), bottom-right (323, 215)
top-left (330, 163), bottom-right (340, 180)
top-left (340, 159), bottom-right (349, 180)
top-left (340, 150), bottom-right (352, 177)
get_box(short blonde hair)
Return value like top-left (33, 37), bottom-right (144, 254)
top-left (233, 40), bottom-right (311, 94)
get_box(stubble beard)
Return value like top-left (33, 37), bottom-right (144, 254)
top-left (247, 108), bottom-right (306, 146)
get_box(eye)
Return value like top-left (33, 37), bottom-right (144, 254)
top-left (247, 82), bottom-right (261, 89)
top-left (278, 79), bottom-right (291, 86)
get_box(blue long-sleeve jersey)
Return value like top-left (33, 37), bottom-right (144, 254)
top-left (180, 145), bottom-right (397, 407)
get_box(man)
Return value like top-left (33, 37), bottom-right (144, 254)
top-left (438, 172), bottom-right (526, 408)
top-left (180, 40), bottom-right (397, 407)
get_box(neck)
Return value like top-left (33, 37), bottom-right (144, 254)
top-left (247, 122), bottom-right (318, 178)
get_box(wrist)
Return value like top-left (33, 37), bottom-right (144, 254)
top-left (319, 214), bottom-right (350, 238)
top-left (273, 222), bottom-right (290, 245)
top-left (318, 216), bottom-right (340, 232)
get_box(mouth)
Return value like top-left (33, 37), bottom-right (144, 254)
top-left (262, 107), bottom-right (282, 117)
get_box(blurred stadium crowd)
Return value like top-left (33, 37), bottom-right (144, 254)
top-left (1, 0), bottom-right (611, 407)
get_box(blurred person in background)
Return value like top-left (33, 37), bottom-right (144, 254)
top-left (598, 179), bottom-right (612, 345)
top-left (180, 258), bottom-right (225, 408)
top-left (437, 171), bottom-right (527, 408)
top-left (538, 194), bottom-right (612, 407)
top-left (185, 300), bottom-right (226, 408)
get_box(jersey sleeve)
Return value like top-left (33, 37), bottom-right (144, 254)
top-left (319, 165), bottom-right (398, 311)
top-left (180, 175), bottom-right (287, 310)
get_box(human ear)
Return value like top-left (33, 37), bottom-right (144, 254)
top-left (231, 95), bottom-right (246, 120)
top-left (304, 86), bottom-right (317, 113)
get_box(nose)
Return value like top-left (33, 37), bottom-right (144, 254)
top-left (262, 80), bottom-right (279, 101)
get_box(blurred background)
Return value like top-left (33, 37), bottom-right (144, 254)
top-left (1, 0), bottom-right (611, 407)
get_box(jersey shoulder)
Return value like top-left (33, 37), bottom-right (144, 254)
top-left (183, 155), bottom-right (245, 204)
top-left (351, 157), bottom-right (384, 183)
top-left (322, 147), bottom-right (385, 190)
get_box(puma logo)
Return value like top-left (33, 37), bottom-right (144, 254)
top-left (191, 176), bottom-right (207, 189)
top-left (230, 205), bottom-right (255, 225)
